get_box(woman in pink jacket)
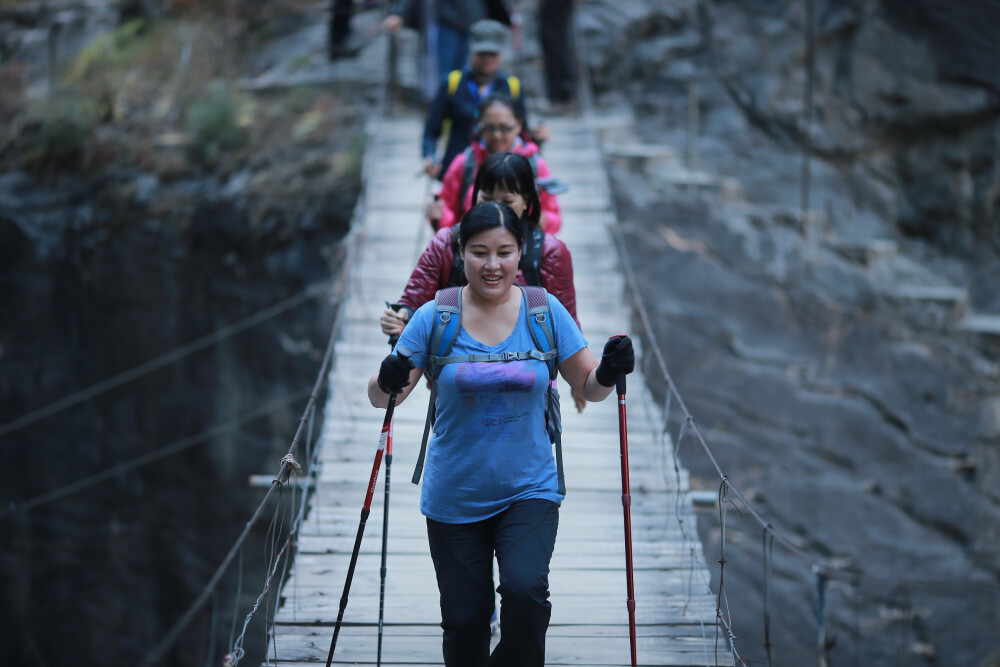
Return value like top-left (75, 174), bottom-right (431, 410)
top-left (428, 94), bottom-right (562, 233)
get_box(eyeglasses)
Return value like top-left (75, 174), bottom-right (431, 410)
top-left (481, 124), bottom-right (518, 135)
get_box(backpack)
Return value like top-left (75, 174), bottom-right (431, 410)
top-left (404, 285), bottom-right (566, 495)
top-left (441, 70), bottom-right (521, 152)
top-left (448, 224), bottom-right (546, 289)
top-left (447, 69), bottom-right (521, 100)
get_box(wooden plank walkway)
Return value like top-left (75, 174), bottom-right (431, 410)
top-left (269, 114), bottom-right (722, 666)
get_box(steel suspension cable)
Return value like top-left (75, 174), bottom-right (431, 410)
top-left (609, 220), bottom-right (835, 576)
top-left (187, 10), bottom-right (401, 663)
top-left (0, 387), bottom-right (313, 519)
top-left (139, 266), bottom-right (351, 667)
top-left (0, 280), bottom-right (333, 439)
top-left (800, 0), bottom-right (817, 237)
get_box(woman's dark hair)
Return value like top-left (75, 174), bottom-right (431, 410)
top-left (470, 151), bottom-right (542, 229)
top-left (458, 201), bottom-right (524, 252)
top-left (477, 93), bottom-right (522, 122)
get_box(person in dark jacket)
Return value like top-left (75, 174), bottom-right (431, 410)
top-left (412, 19), bottom-right (536, 180)
top-left (381, 152), bottom-right (584, 409)
top-left (538, 0), bottom-right (581, 111)
top-left (384, 1), bottom-right (510, 90)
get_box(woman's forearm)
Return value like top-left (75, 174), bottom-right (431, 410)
top-left (368, 375), bottom-right (391, 408)
top-left (582, 367), bottom-right (614, 402)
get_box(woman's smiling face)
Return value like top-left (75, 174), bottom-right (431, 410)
top-left (460, 225), bottom-right (522, 299)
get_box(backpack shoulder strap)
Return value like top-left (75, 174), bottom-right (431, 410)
top-left (461, 148), bottom-right (478, 200)
top-left (520, 285), bottom-right (566, 494)
top-left (448, 225), bottom-right (465, 287)
top-left (412, 287), bottom-right (463, 485)
top-left (447, 69), bottom-right (464, 97)
top-left (507, 75), bottom-right (521, 99)
top-left (428, 286), bottom-right (462, 379)
top-left (521, 285), bottom-right (557, 378)
top-left (519, 227), bottom-right (545, 287)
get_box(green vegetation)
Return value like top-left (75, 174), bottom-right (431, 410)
top-left (63, 19), bottom-right (149, 84)
top-left (1, 7), bottom-right (363, 183)
top-left (186, 84), bottom-right (251, 161)
top-left (15, 93), bottom-right (98, 170)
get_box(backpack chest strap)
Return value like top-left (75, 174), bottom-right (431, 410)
top-left (431, 349), bottom-right (558, 367)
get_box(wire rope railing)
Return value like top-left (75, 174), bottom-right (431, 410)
top-left (141, 10), bottom-right (400, 665)
top-left (571, 3), bottom-right (1000, 665)
top-left (138, 265), bottom-right (351, 667)
top-left (0, 280), bottom-right (333, 440)
top-left (567, 3), bottom-right (846, 665)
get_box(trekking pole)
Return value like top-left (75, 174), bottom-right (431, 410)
top-left (377, 334), bottom-right (397, 667)
top-left (613, 338), bottom-right (638, 667)
top-left (325, 389), bottom-right (400, 667)
top-left (376, 415), bottom-right (393, 665)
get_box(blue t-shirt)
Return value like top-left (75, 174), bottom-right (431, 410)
top-left (396, 290), bottom-right (588, 523)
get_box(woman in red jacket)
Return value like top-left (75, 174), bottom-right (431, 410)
top-left (428, 94), bottom-right (562, 233)
top-left (383, 152), bottom-right (583, 409)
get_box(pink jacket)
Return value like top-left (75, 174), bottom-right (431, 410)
top-left (436, 140), bottom-right (562, 234)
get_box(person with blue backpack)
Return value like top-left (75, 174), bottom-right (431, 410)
top-left (368, 200), bottom-right (634, 667)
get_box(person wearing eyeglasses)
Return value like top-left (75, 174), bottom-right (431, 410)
top-left (414, 19), bottom-right (547, 182)
top-left (428, 94), bottom-right (561, 234)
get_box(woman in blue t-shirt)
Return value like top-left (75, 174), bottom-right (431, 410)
top-left (368, 201), bottom-right (634, 666)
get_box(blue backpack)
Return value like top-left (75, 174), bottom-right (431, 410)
top-left (402, 285), bottom-right (566, 494)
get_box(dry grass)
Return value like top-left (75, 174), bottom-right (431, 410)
top-left (1, 3), bottom-right (365, 230)
top-left (2, 7), bottom-right (357, 163)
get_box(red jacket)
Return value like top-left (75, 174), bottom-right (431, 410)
top-left (396, 227), bottom-right (579, 326)
top-left (436, 140), bottom-right (563, 234)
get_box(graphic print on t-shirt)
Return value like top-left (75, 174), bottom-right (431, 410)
top-left (454, 362), bottom-right (537, 421)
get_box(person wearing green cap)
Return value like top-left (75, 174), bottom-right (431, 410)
top-left (412, 18), bottom-right (541, 182)
top-left (384, 1), bottom-right (511, 88)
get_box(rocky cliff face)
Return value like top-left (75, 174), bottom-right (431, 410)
top-left (582, 0), bottom-right (1000, 664)
top-left (0, 2), bottom-right (365, 661)
top-left (0, 160), bottom-right (358, 664)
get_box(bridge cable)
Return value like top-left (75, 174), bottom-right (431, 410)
top-left (139, 261), bottom-right (351, 667)
top-left (800, 0), bottom-right (817, 242)
top-left (577, 5), bottom-right (1000, 666)
top-left (0, 278), bottom-right (335, 440)
top-left (0, 386), bottom-right (311, 518)
top-left (215, 9), bottom-right (402, 663)
top-left (569, 10), bottom-right (747, 662)
top-left (763, 524), bottom-right (775, 667)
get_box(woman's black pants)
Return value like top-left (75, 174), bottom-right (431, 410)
top-left (426, 499), bottom-right (560, 667)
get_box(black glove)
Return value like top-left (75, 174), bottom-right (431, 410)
top-left (595, 335), bottom-right (635, 388)
top-left (377, 353), bottom-right (413, 395)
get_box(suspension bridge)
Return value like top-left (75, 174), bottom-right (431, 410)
top-left (260, 101), bottom-right (724, 665)
top-left (5, 2), bottom-right (997, 665)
